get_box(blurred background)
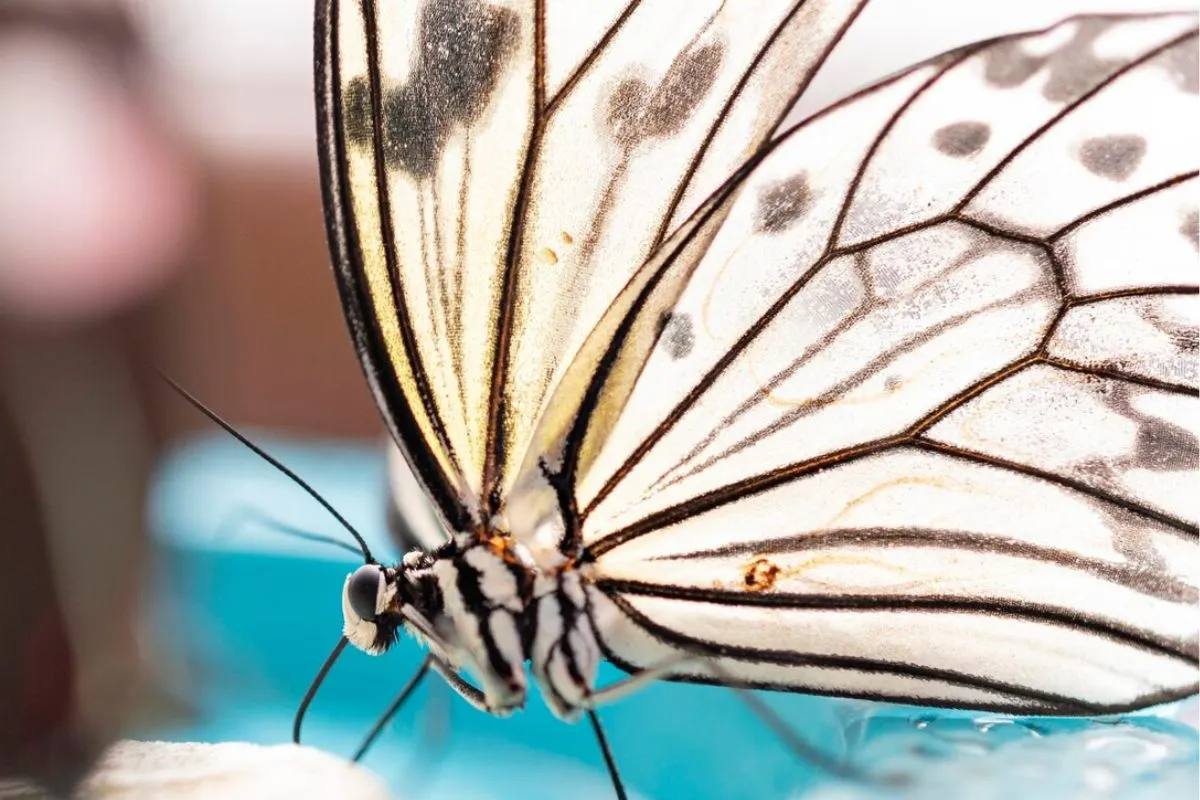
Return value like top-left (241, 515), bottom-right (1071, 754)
top-left (0, 1), bottom-right (1195, 798)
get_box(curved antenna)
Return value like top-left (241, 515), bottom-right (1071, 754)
top-left (157, 370), bottom-right (375, 564)
top-left (294, 635), bottom-right (351, 744)
top-left (217, 507), bottom-right (365, 559)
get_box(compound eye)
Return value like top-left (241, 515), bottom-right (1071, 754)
top-left (347, 564), bottom-right (383, 621)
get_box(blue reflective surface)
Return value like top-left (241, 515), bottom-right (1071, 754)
top-left (145, 434), bottom-right (1198, 800)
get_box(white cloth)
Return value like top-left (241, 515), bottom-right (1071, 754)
top-left (77, 741), bottom-right (392, 800)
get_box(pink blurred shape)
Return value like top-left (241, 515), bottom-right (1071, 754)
top-left (0, 27), bottom-right (196, 321)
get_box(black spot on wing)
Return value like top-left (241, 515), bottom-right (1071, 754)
top-left (343, 76), bottom-right (373, 146)
top-left (932, 121), bottom-right (991, 158)
top-left (755, 174), bottom-right (811, 234)
top-left (379, 0), bottom-right (519, 178)
top-left (383, 81), bottom-right (444, 177)
top-left (657, 312), bottom-right (695, 360)
top-left (982, 18), bottom-right (1121, 103)
top-left (1078, 134), bottom-right (1146, 182)
top-left (421, 0), bottom-right (520, 122)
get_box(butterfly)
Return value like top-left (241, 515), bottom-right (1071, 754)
top-left (312, 0), bottom-right (1198, 794)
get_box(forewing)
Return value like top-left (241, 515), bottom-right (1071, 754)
top-left (317, 0), bottom-right (866, 527)
top-left (560, 14), bottom-right (1198, 712)
top-left (317, 0), bottom-right (535, 529)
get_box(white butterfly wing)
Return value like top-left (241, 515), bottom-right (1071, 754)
top-left (385, 441), bottom-right (451, 552)
top-left (516, 13), bottom-right (1199, 713)
top-left (316, 0), bottom-right (867, 533)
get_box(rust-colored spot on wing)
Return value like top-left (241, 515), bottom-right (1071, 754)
top-left (743, 556), bottom-right (781, 592)
top-left (540, 247), bottom-right (559, 265)
top-left (561, 231), bottom-right (574, 245)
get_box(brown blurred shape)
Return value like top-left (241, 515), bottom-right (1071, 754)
top-left (154, 165), bottom-right (381, 441)
top-left (0, 326), bottom-right (152, 793)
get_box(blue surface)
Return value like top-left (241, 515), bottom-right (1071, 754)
top-left (145, 433), bottom-right (1199, 799)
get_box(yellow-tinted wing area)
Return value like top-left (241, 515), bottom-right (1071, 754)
top-left (318, 0), bottom-right (535, 527)
top-left (317, 0), bottom-right (864, 528)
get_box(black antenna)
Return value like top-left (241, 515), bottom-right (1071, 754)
top-left (157, 371), bottom-right (375, 564)
top-left (217, 507), bottom-right (364, 559)
top-left (294, 636), bottom-right (350, 744)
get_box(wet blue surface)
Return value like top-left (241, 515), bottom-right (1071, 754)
top-left (145, 434), bottom-right (1198, 799)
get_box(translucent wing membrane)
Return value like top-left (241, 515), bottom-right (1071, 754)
top-left (588, 447), bottom-right (1197, 712)
top-left (316, 0), bottom-right (866, 526)
top-left (385, 442), bottom-right (450, 552)
top-left (543, 13), bottom-right (1199, 712)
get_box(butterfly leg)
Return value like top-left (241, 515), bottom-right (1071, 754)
top-left (429, 654), bottom-right (491, 713)
top-left (583, 651), bottom-right (696, 708)
top-left (352, 654), bottom-right (434, 761)
top-left (586, 709), bottom-right (628, 800)
top-left (579, 654), bottom-right (696, 800)
top-left (703, 660), bottom-right (871, 784)
top-left (399, 606), bottom-right (491, 712)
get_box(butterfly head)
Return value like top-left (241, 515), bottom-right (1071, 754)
top-left (341, 552), bottom-right (440, 655)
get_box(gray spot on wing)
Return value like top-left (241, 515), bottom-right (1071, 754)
top-left (603, 38), bottom-right (726, 147)
top-left (755, 174), bottom-right (811, 234)
top-left (642, 41), bottom-right (724, 139)
top-left (1157, 36), bottom-right (1198, 95)
top-left (982, 19), bottom-right (1122, 103)
top-left (380, 0), bottom-right (519, 178)
top-left (1102, 507), bottom-right (1168, 573)
top-left (1135, 417), bottom-right (1198, 471)
top-left (932, 121), bottom-right (991, 158)
top-left (657, 312), bottom-right (695, 360)
top-left (606, 78), bottom-right (651, 146)
top-left (1078, 134), bottom-right (1146, 181)
top-left (982, 41), bottom-right (1044, 89)
top-left (1145, 303), bottom-right (1199, 356)
top-left (1104, 383), bottom-right (1198, 472)
top-left (1181, 209), bottom-right (1199, 250)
